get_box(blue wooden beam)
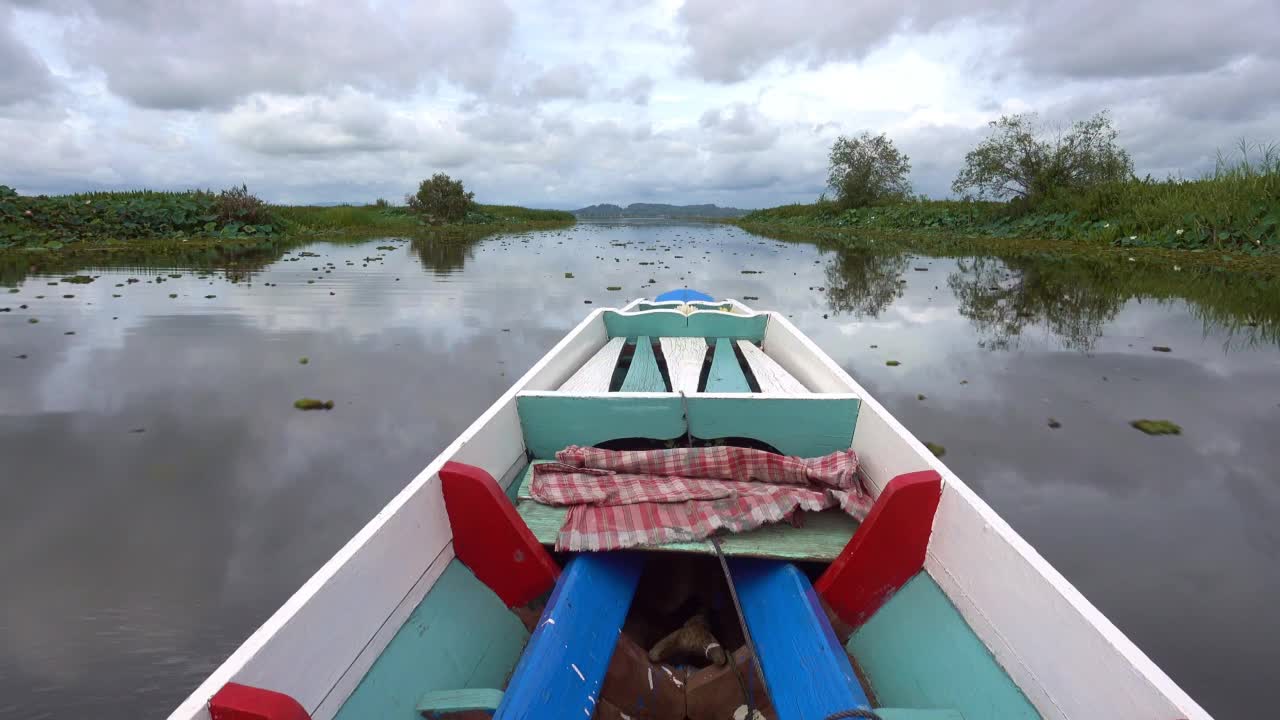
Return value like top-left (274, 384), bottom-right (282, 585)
top-left (728, 558), bottom-right (872, 720)
top-left (495, 553), bottom-right (644, 720)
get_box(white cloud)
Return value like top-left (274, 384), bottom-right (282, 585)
top-left (3, 0), bottom-right (1279, 207)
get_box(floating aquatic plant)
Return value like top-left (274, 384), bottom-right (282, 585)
top-left (1131, 419), bottom-right (1181, 435)
top-left (294, 398), bottom-right (334, 411)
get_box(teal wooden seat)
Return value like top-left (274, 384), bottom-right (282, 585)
top-left (727, 558), bottom-right (873, 720)
top-left (494, 553), bottom-right (643, 720)
top-left (417, 688), bottom-right (503, 718)
top-left (620, 336), bottom-right (666, 392)
top-left (706, 337), bottom-right (750, 392)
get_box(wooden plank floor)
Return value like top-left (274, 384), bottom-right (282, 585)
top-left (659, 337), bottom-right (707, 393)
top-left (620, 336), bottom-right (667, 392)
top-left (513, 462), bottom-right (859, 562)
top-left (706, 338), bottom-right (750, 393)
top-left (737, 340), bottom-right (809, 393)
top-left (559, 337), bottom-right (626, 392)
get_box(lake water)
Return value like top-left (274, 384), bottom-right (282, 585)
top-left (1, 221), bottom-right (1277, 718)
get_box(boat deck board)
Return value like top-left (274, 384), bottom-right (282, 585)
top-left (706, 338), bottom-right (751, 393)
top-left (659, 336), bottom-right (707, 393)
top-left (559, 336), bottom-right (626, 392)
top-left (514, 462), bottom-right (859, 562)
top-left (620, 336), bottom-right (667, 392)
top-left (737, 340), bottom-right (810, 393)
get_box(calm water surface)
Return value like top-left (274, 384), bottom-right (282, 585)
top-left (1, 222), bottom-right (1277, 718)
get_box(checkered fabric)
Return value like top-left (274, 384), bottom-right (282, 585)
top-left (530, 445), bottom-right (872, 552)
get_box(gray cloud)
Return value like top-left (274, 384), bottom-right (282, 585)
top-left (0, 5), bottom-right (51, 106)
top-left (1157, 59), bottom-right (1280, 124)
top-left (699, 102), bottom-right (780, 153)
top-left (27, 0), bottom-right (514, 110)
top-left (1010, 0), bottom-right (1280, 80)
top-left (219, 92), bottom-right (401, 156)
top-left (678, 0), bottom-right (1278, 85)
top-left (6, 0), bottom-right (1280, 209)
top-left (612, 74), bottom-right (654, 105)
top-left (678, 0), bottom-right (1011, 83)
top-left (527, 63), bottom-right (596, 101)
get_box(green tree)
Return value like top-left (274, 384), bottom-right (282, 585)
top-left (406, 174), bottom-right (475, 222)
top-left (952, 111), bottom-right (1133, 202)
top-left (827, 132), bottom-right (913, 209)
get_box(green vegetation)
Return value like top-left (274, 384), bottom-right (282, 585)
top-left (738, 109), bottom-right (1279, 266)
top-left (952, 112), bottom-right (1132, 201)
top-left (827, 132), bottom-right (912, 209)
top-left (924, 441), bottom-right (946, 457)
top-left (294, 398), bottom-right (334, 411)
top-left (274, 202), bottom-right (570, 233)
top-left (1, 185), bottom-right (283, 251)
top-left (274, 204), bottom-right (413, 231)
top-left (1131, 419), bottom-right (1181, 435)
top-left (406, 173), bottom-right (475, 223)
top-left (1, 177), bottom-right (573, 267)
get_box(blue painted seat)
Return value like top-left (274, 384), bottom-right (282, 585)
top-left (727, 558), bottom-right (873, 720)
top-left (494, 553), bottom-right (644, 720)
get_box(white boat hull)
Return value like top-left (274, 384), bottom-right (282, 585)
top-left (170, 301), bottom-right (1210, 720)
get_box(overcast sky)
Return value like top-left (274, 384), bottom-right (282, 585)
top-left (3, 0), bottom-right (1278, 208)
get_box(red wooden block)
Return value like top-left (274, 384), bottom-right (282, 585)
top-left (209, 682), bottom-right (310, 720)
top-left (815, 470), bottom-right (942, 630)
top-left (439, 461), bottom-right (560, 608)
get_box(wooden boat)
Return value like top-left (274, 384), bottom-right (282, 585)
top-left (173, 292), bottom-right (1211, 720)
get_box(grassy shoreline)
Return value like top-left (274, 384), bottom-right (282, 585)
top-left (735, 152), bottom-right (1280, 274)
top-left (0, 190), bottom-right (574, 282)
top-left (733, 207), bottom-right (1280, 277)
top-left (1, 190), bottom-right (573, 244)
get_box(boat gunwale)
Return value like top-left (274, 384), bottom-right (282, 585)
top-left (761, 312), bottom-right (1212, 720)
top-left (168, 303), bottom-right (1212, 720)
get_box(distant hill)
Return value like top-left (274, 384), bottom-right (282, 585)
top-left (573, 203), bottom-right (750, 219)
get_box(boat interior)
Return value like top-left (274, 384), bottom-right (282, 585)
top-left (316, 302), bottom-right (1041, 720)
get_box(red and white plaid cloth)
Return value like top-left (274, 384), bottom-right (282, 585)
top-left (530, 445), bottom-right (872, 552)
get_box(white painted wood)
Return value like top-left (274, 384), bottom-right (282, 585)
top-left (622, 297), bottom-right (754, 314)
top-left (559, 337), bottom-right (626, 392)
top-left (312, 543), bottom-right (455, 718)
top-left (735, 340), bottom-right (809, 394)
top-left (762, 313), bottom-right (1209, 720)
top-left (759, 313), bottom-right (861, 394)
top-left (710, 298), bottom-right (755, 314)
top-left (168, 313), bottom-right (608, 720)
top-left (312, 458), bottom-right (525, 720)
top-left (659, 337), bottom-right (707, 393)
top-left (172, 304), bottom-right (1211, 720)
top-left (605, 305), bottom-right (771, 323)
top-left (926, 482), bottom-right (1210, 719)
top-left (619, 298), bottom-right (648, 311)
